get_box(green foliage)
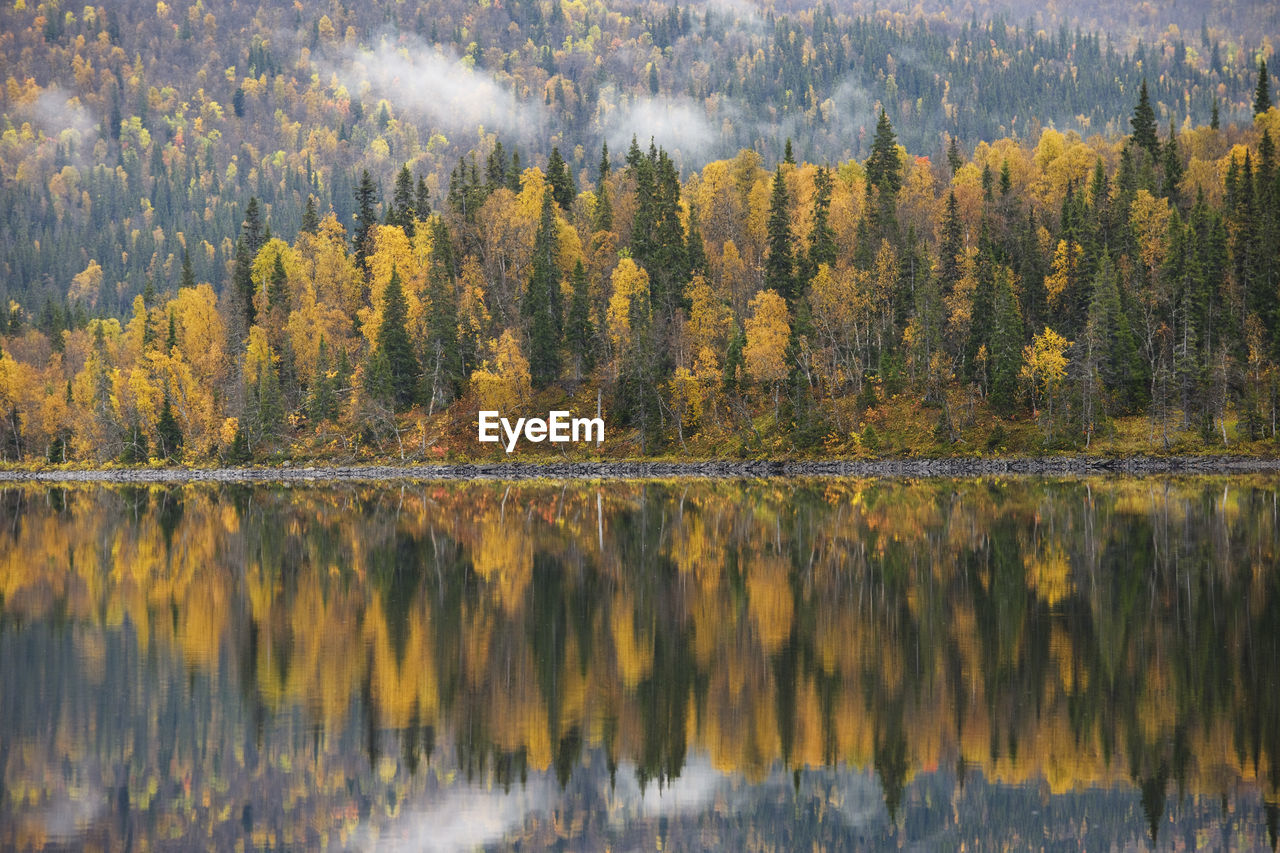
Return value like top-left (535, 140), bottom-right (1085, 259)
top-left (861, 423), bottom-right (880, 452)
top-left (155, 395), bottom-right (184, 461)
top-left (1256, 59), bottom-right (1272, 116)
top-left (1130, 79), bottom-right (1161, 161)
top-left (547, 147), bottom-right (576, 211)
top-left (765, 166), bottom-right (796, 302)
top-left (228, 423), bottom-right (252, 463)
top-left (525, 190), bottom-right (563, 388)
top-left (376, 267), bottom-right (419, 411)
top-left (566, 260), bottom-right (595, 378)
top-left (120, 422), bottom-right (149, 464)
top-left (988, 267), bottom-right (1024, 413)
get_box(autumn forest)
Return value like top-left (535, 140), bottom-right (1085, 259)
top-left (2, 0), bottom-right (1280, 463)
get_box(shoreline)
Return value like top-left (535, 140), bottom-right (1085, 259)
top-left (1, 454), bottom-right (1279, 484)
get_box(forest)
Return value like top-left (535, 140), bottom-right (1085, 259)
top-left (1, 0), bottom-right (1279, 462)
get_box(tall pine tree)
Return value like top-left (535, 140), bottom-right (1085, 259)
top-left (1256, 59), bottom-right (1272, 116)
top-left (376, 266), bottom-right (419, 411)
top-left (765, 166), bottom-right (797, 302)
top-left (525, 189), bottom-right (563, 387)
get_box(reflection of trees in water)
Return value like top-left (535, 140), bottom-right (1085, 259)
top-left (1, 478), bottom-right (1279, 849)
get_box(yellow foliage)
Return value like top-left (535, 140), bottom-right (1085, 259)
top-left (1020, 326), bottom-right (1071, 415)
top-left (68, 259), bottom-right (103, 309)
top-left (743, 289), bottom-right (790, 387)
top-left (605, 257), bottom-right (650, 353)
top-left (1044, 240), bottom-right (1081, 308)
top-left (470, 330), bottom-right (532, 412)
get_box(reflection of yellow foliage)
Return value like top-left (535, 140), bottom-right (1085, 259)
top-left (611, 600), bottom-right (652, 688)
top-left (746, 554), bottom-right (792, 654)
top-left (1026, 542), bottom-right (1072, 606)
top-left (1, 476), bottom-right (1277, 824)
top-left (472, 518), bottom-right (532, 613)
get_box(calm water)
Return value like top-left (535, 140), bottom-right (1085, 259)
top-left (1, 477), bottom-right (1279, 851)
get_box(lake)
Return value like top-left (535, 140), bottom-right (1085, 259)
top-left (1, 477), bottom-right (1278, 850)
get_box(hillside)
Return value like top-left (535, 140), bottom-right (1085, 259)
top-left (1, 0), bottom-right (1279, 465)
top-left (0, 0), bottom-right (1273, 308)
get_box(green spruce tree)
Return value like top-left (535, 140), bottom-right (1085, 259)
top-left (1130, 79), bottom-right (1161, 162)
top-left (376, 267), bottom-right (419, 411)
top-left (525, 189), bottom-right (563, 387)
top-left (988, 266), bottom-right (1024, 412)
top-left (547, 147), bottom-right (576, 210)
top-left (765, 166), bottom-right (796, 302)
top-left (566, 260), bottom-right (596, 379)
top-left (1256, 58), bottom-right (1272, 116)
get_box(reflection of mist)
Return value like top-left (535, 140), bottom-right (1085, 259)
top-left (374, 754), bottom-right (891, 851)
top-left (611, 754), bottom-right (727, 817)
top-left (26, 789), bottom-right (107, 845)
top-left (371, 778), bottom-right (558, 852)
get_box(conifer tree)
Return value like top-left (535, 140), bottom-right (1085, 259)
top-left (243, 196), bottom-right (265, 255)
top-left (804, 166), bottom-right (837, 285)
top-left (566, 260), bottom-right (595, 378)
top-left (1162, 122), bottom-right (1183, 200)
top-left (232, 236), bottom-right (256, 327)
top-left (251, 360), bottom-right (284, 447)
top-left (180, 248), bottom-right (195, 290)
top-left (389, 164), bottom-right (417, 237)
top-left (525, 189), bottom-right (563, 387)
top-left (947, 134), bottom-right (964, 175)
top-left (632, 147), bottom-right (687, 313)
top-left (268, 253), bottom-right (289, 313)
top-left (625, 135), bottom-right (644, 170)
top-left (155, 394), bottom-right (183, 460)
top-left (867, 110), bottom-right (902, 197)
top-left (415, 177), bottom-right (431, 220)
top-left (598, 141), bottom-right (611, 182)
top-left (988, 266), bottom-right (1024, 412)
top-left (376, 267), bottom-right (419, 411)
top-left (1130, 80), bottom-right (1161, 162)
top-left (423, 218), bottom-right (461, 408)
top-left (300, 195), bottom-right (319, 234)
top-left (308, 337), bottom-right (338, 423)
top-left (594, 142), bottom-right (614, 234)
top-left (765, 166), bottom-right (796, 302)
top-left (354, 169), bottom-right (379, 271)
top-left (1256, 59), bottom-right (1272, 116)
top-left (938, 190), bottom-right (963, 298)
top-left (485, 140), bottom-right (508, 189)
top-left (1089, 254), bottom-right (1142, 409)
top-left (547, 146), bottom-right (576, 210)
top-left (863, 109), bottom-right (903, 246)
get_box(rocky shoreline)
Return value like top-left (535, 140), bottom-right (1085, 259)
top-left (1, 455), bottom-right (1278, 484)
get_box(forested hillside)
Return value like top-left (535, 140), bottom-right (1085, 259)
top-left (0, 0), bottom-right (1272, 308)
top-left (1, 0), bottom-right (1278, 463)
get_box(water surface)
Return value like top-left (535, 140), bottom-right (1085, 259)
top-left (2, 477), bottom-right (1278, 850)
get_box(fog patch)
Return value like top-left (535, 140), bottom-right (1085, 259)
top-left (604, 95), bottom-right (720, 168)
top-left (24, 86), bottom-right (98, 150)
top-left (324, 35), bottom-right (548, 142)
